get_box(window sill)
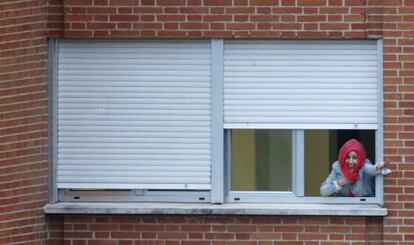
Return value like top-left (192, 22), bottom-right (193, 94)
top-left (43, 202), bottom-right (387, 216)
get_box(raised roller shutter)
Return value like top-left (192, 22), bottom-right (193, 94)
top-left (224, 40), bottom-right (378, 130)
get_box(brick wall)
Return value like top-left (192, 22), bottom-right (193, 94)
top-left (60, 0), bottom-right (383, 39)
top-left (0, 0), bottom-right (49, 244)
top-left (382, 1), bottom-right (414, 244)
top-left (49, 215), bottom-right (383, 245)
top-left (1, 0), bottom-right (414, 244)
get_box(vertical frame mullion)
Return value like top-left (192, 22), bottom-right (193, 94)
top-left (376, 39), bottom-right (384, 205)
top-left (293, 130), bottom-right (305, 197)
top-left (224, 130), bottom-right (231, 198)
top-left (211, 39), bottom-right (224, 204)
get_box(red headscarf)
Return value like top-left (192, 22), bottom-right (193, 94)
top-left (338, 139), bottom-right (366, 181)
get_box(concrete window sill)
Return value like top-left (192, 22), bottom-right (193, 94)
top-left (43, 202), bottom-right (387, 216)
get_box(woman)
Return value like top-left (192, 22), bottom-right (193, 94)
top-left (320, 138), bottom-right (387, 197)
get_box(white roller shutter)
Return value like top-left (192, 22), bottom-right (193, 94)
top-left (57, 41), bottom-right (211, 190)
top-left (223, 40), bottom-right (379, 129)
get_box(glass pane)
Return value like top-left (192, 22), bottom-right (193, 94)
top-left (305, 130), bottom-right (375, 197)
top-left (231, 129), bottom-right (292, 191)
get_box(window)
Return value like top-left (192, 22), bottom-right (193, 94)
top-left (223, 40), bottom-right (383, 204)
top-left (54, 40), bottom-right (212, 202)
top-left (304, 130), bottom-right (376, 197)
top-left (51, 39), bottom-right (383, 204)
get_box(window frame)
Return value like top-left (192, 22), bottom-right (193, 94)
top-left (50, 39), bottom-right (384, 205)
top-left (225, 129), bottom-right (382, 204)
top-left (50, 38), bottom-right (216, 203)
top-left (222, 39), bottom-right (384, 205)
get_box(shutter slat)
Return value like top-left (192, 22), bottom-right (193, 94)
top-left (59, 160), bottom-right (210, 165)
top-left (58, 183), bottom-right (210, 189)
top-left (59, 137), bottom-right (210, 144)
top-left (58, 154), bottom-right (210, 160)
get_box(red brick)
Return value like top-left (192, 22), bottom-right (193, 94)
top-left (165, 225), bottom-right (180, 231)
top-left (204, 0), bottom-right (232, 5)
top-left (88, 240), bottom-right (117, 245)
top-left (111, 231), bottom-right (141, 239)
top-left (95, 232), bottom-right (110, 238)
top-left (299, 233), bottom-right (329, 240)
top-left (140, 15), bottom-right (155, 21)
top-left (275, 225), bottom-right (304, 232)
top-left (226, 23), bottom-right (256, 29)
top-left (188, 15), bottom-right (202, 21)
top-left (298, 15), bottom-right (326, 22)
top-left (320, 23), bottom-right (349, 30)
top-left (298, 0), bottom-right (327, 6)
top-left (303, 7), bottom-right (318, 14)
top-left (203, 31), bottom-right (232, 38)
top-left (205, 232), bottom-right (235, 239)
top-left (109, 0), bottom-right (136, 5)
top-left (110, 15), bottom-right (140, 21)
top-left (86, 7), bottom-right (116, 14)
top-left (164, 23), bottom-right (179, 29)
top-left (203, 15), bottom-right (232, 21)
top-left (137, 241), bottom-right (165, 245)
top-left (272, 23), bottom-right (302, 29)
top-left (181, 225), bottom-right (210, 232)
top-left (251, 233), bottom-right (282, 239)
top-left (226, 7), bottom-right (255, 13)
top-left (157, 15), bottom-right (185, 21)
top-left (320, 226), bottom-right (351, 233)
top-left (179, 7), bottom-right (209, 13)
top-left (227, 242), bottom-right (257, 245)
top-left (180, 23), bottom-right (209, 29)
top-left (273, 6), bottom-right (302, 13)
top-left (250, 0), bottom-right (279, 5)
top-left (64, 0), bottom-right (93, 4)
top-left (157, 232), bottom-right (187, 239)
top-left (134, 7), bottom-right (162, 13)
top-left (328, 0), bottom-right (343, 5)
top-left (141, 0), bottom-right (155, 5)
top-left (119, 241), bottom-right (133, 245)
top-left (234, 0), bottom-right (248, 5)
top-left (64, 232), bottom-right (93, 239)
top-left (227, 225), bottom-right (257, 232)
top-left (173, 241), bottom-right (203, 245)
top-left (345, 0), bottom-right (366, 5)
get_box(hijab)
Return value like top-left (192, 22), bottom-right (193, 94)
top-left (338, 139), bottom-right (366, 181)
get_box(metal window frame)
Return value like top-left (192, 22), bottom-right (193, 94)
top-left (223, 39), bottom-right (383, 204)
top-left (48, 38), bottom-right (59, 204)
top-left (293, 130), bottom-right (305, 197)
top-left (225, 128), bottom-right (380, 204)
top-left (211, 39), bottom-right (224, 204)
top-left (50, 39), bottom-right (384, 205)
top-left (225, 129), bottom-right (298, 203)
top-left (53, 39), bottom-right (215, 203)
top-left (375, 39), bottom-right (384, 205)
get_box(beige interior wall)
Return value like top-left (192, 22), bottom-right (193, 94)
top-left (232, 130), bottom-right (292, 191)
top-left (305, 130), bottom-right (331, 196)
top-left (267, 131), bottom-right (292, 191)
top-left (231, 130), bottom-right (256, 191)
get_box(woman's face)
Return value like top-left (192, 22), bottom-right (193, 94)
top-left (346, 151), bottom-right (358, 170)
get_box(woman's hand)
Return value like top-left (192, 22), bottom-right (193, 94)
top-left (376, 159), bottom-right (391, 175)
top-left (336, 177), bottom-right (352, 186)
